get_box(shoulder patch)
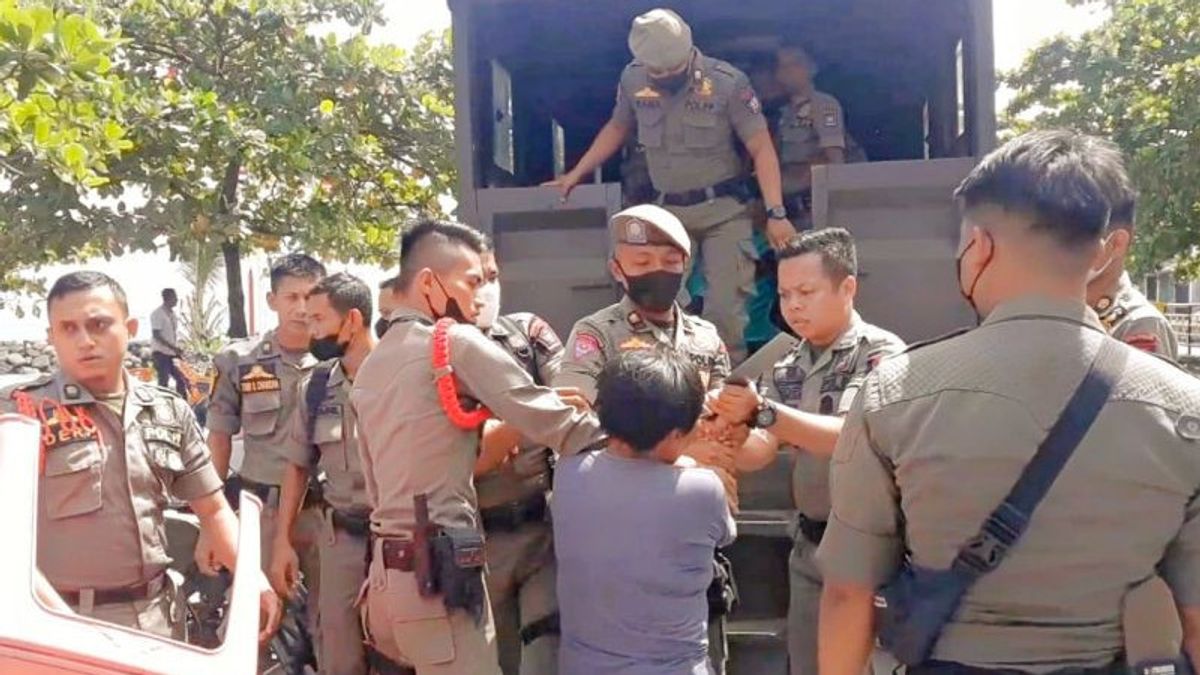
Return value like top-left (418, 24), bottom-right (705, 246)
top-left (739, 87), bottom-right (761, 115)
top-left (527, 315), bottom-right (562, 353)
top-left (572, 333), bottom-right (602, 360)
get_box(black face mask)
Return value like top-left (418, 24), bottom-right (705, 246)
top-left (428, 274), bottom-right (470, 324)
top-left (374, 317), bottom-right (391, 339)
top-left (955, 237), bottom-right (992, 324)
top-left (309, 322), bottom-right (349, 361)
top-left (620, 264), bottom-right (684, 313)
top-left (649, 71), bottom-right (689, 94)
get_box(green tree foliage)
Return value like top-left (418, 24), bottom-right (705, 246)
top-left (0, 0), bottom-right (132, 294)
top-left (1003, 0), bottom-right (1200, 276)
top-left (1, 0), bottom-right (455, 334)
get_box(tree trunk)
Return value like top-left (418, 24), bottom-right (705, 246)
top-left (218, 154), bottom-right (247, 338)
top-left (222, 240), bottom-right (247, 338)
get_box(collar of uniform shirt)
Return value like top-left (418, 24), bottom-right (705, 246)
top-left (982, 295), bottom-right (1105, 332)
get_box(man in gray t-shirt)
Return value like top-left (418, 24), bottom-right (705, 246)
top-left (553, 350), bottom-right (736, 675)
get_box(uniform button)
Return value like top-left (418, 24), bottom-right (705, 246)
top-left (1176, 415), bottom-right (1200, 441)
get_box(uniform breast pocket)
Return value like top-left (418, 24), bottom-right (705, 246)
top-left (313, 413), bottom-right (343, 462)
top-left (636, 106), bottom-right (665, 148)
top-left (42, 442), bottom-right (103, 520)
top-left (242, 391), bottom-right (282, 437)
top-left (780, 124), bottom-right (817, 162)
top-left (683, 112), bottom-right (720, 148)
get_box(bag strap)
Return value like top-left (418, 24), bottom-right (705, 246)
top-left (305, 361), bottom-right (335, 466)
top-left (951, 338), bottom-right (1128, 579)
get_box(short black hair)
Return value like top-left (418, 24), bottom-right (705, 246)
top-left (269, 253), bottom-right (326, 292)
top-left (379, 274), bottom-right (400, 291)
top-left (48, 271), bottom-right (129, 316)
top-left (161, 288), bottom-right (177, 301)
top-left (954, 130), bottom-right (1112, 248)
top-left (396, 218), bottom-right (488, 290)
top-left (1080, 135), bottom-right (1137, 229)
top-left (595, 349), bottom-right (704, 453)
top-left (778, 228), bottom-right (857, 281)
top-left (309, 272), bottom-right (373, 327)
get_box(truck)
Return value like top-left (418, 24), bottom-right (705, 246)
top-left (446, 0), bottom-right (996, 669)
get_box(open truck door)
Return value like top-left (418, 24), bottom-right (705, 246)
top-left (0, 414), bottom-right (262, 674)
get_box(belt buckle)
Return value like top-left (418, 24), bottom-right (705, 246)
top-left (704, 186), bottom-right (716, 203)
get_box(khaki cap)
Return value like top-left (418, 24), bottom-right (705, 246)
top-left (628, 8), bottom-right (693, 71)
top-left (610, 204), bottom-right (691, 254)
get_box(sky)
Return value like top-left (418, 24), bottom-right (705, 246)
top-left (0, 0), bottom-right (1107, 341)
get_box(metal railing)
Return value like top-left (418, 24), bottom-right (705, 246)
top-left (1163, 303), bottom-right (1200, 357)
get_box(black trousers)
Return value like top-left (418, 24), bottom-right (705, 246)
top-left (151, 352), bottom-right (188, 398)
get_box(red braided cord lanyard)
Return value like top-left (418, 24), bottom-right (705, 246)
top-left (431, 318), bottom-right (492, 430)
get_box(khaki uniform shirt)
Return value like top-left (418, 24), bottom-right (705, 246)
top-left (776, 90), bottom-right (846, 195)
top-left (1097, 271), bottom-right (1179, 361)
top-left (760, 312), bottom-right (904, 520)
top-left (351, 309), bottom-right (604, 537)
top-left (1, 372), bottom-right (222, 591)
top-left (281, 361), bottom-right (370, 515)
top-left (477, 313), bottom-right (564, 509)
top-left (207, 330), bottom-right (317, 485)
top-left (611, 51), bottom-right (767, 193)
top-left (818, 296), bottom-right (1200, 670)
top-left (555, 297), bottom-right (731, 402)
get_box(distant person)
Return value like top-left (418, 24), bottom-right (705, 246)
top-left (150, 288), bottom-right (187, 397)
top-left (774, 45), bottom-right (847, 230)
top-left (554, 349), bottom-right (736, 675)
top-left (1082, 138), bottom-right (1180, 359)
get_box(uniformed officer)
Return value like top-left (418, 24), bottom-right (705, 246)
top-left (547, 8), bottom-right (795, 365)
top-left (473, 245), bottom-right (566, 675)
top-left (203, 253), bottom-right (326, 650)
top-left (816, 131), bottom-right (1200, 673)
top-left (710, 228), bottom-right (905, 675)
top-left (1082, 138), bottom-right (1180, 359)
top-left (351, 219), bottom-right (605, 675)
top-left (554, 203), bottom-right (737, 674)
top-left (774, 45), bottom-right (847, 230)
top-left (1, 271), bottom-right (281, 641)
top-left (377, 274), bottom-right (402, 338)
top-left (270, 272), bottom-right (376, 675)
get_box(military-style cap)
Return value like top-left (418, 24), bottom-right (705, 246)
top-left (610, 204), bottom-right (691, 254)
top-left (628, 8), bottom-right (693, 71)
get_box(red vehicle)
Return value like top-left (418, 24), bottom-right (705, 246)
top-left (0, 414), bottom-right (262, 674)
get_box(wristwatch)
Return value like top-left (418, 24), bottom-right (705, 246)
top-left (766, 204), bottom-right (788, 220)
top-left (750, 399), bottom-right (777, 429)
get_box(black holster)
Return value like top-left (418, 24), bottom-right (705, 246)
top-left (707, 550), bottom-right (738, 618)
top-left (432, 527), bottom-right (487, 624)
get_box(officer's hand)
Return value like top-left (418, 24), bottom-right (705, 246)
top-left (554, 387), bottom-right (592, 413)
top-left (766, 217), bottom-right (797, 250)
top-left (542, 171), bottom-right (582, 201)
top-left (257, 573), bottom-right (283, 643)
top-left (713, 383), bottom-right (761, 425)
top-left (194, 528), bottom-right (223, 576)
top-left (684, 439), bottom-right (736, 471)
top-left (268, 541), bottom-right (300, 597)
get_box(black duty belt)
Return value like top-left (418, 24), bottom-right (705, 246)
top-left (657, 176), bottom-right (751, 207)
top-left (237, 476), bottom-right (280, 508)
top-left (329, 507), bottom-right (371, 538)
top-left (480, 493), bottom-right (548, 533)
top-left (909, 660), bottom-right (1126, 675)
top-left (795, 513), bottom-right (827, 545)
top-left (58, 572), bottom-right (167, 607)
